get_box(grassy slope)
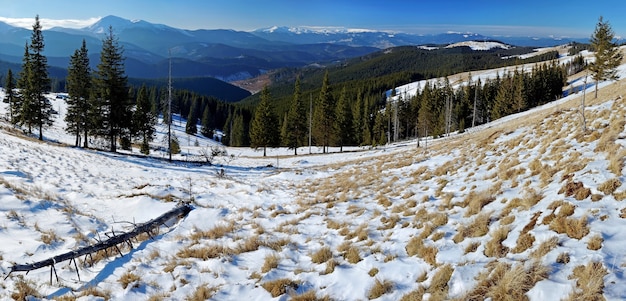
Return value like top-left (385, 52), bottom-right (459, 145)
top-left (2, 65), bottom-right (626, 300)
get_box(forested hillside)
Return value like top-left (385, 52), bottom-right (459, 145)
top-left (223, 44), bottom-right (567, 149)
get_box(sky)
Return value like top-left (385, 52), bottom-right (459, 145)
top-left (1, 0), bottom-right (626, 38)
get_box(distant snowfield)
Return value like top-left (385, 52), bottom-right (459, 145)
top-left (1, 48), bottom-right (626, 299)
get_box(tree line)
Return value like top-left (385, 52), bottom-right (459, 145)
top-left (2, 16), bottom-right (236, 154)
top-left (239, 61), bottom-right (567, 156)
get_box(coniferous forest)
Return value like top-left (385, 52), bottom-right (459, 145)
top-left (3, 16), bottom-right (572, 155)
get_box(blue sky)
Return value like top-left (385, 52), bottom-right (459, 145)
top-left (1, 0), bottom-right (625, 38)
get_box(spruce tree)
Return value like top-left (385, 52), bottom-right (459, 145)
top-left (133, 85), bottom-right (156, 154)
top-left (185, 99), bottom-right (198, 134)
top-left (65, 39), bottom-right (92, 147)
top-left (281, 77), bottom-right (308, 155)
top-left (3, 69), bottom-right (16, 124)
top-left (93, 26), bottom-right (130, 152)
top-left (19, 16), bottom-right (52, 140)
top-left (250, 86), bottom-right (279, 156)
top-left (590, 16), bottom-right (623, 98)
top-left (312, 71), bottom-right (335, 153)
top-left (334, 86), bottom-right (353, 152)
top-left (200, 105), bottom-right (212, 137)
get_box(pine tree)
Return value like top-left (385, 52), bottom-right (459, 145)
top-left (589, 16), bottom-right (623, 98)
top-left (65, 39), bottom-right (92, 147)
top-left (200, 105), bottom-right (212, 137)
top-left (185, 99), bottom-right (198, 134)
top-left (250, 86), bottom-right (279, 156)
top-left (133, 85), bottom-right (156, 154)
top-left (93, 26), bottom-right (130, 152)
top-left (19, 16), bottom-right (52, 140)
top-left (17, 43), bottom-right (33, 133)
top-left (281, 77), bottom-right (308, 155)
top-left (231, 111), bottom-right (247, 147)
top-left (334, 86), bottom-right (353, 152)
top-left (3, 69), bottom-right (16, 124)
top-left (312, 71), bottom-right (336, 153)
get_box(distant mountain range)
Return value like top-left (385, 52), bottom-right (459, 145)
top-left (0, 15), bottom-right (589, 84)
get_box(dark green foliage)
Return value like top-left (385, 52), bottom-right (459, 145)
top-left (65, 39), bottom-right (92, 147)
top-left (92, 26), bottom-right (131, 152)
top-left (334, 86), bottom-right (353, 151)
top-left (281, 77), bottom-right (308, 155)
top-left (312, 71), bottom-right (336, 153)
top-left (185, 97), bottom-right (198, 134)
top-left (133, 85), bottom-right (156, 154)
top-left (18, 16), bottom-right (52, 140)
top-left (250, 86), bottom-right (279, 156)
top-left (3, 69), bottom-right (17, 124)
top-left (589, 16), bottom-right (623, 98)
top-left (200, 105), bottom-right (212, 138)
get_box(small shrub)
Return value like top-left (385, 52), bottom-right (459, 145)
top-left (261, 278), bottom-right (300, 298)
top-left (453, 212), bottom-right (491, 243)
top-left (464, 190), bottom-right (496, 216)
top-left (400, 286), bottom-right (425, 301)
top-left (311, 246), bottom-right (333, 264)
top-left (426, 264), bottom-right (454, 300)
top-left (368, 268), bottom-right (379, 277)
top-left (530, 236), bottom-right (559, 259)
top-left (549, 215), bottom-right (589, 239)
top-left (185, 284), bottom-right (216, 301)
top-left (368, 279), bottom-right (394, 300)
top-left (484, 226), bottom-right (510, 258)
top-left (598, 178), bottom-right (621, 195)
top-left (566, 262), bottom-right (608, 301)
top-left (11, 277), bottom-right (41, 300)
top-left (587, 234), bottom-right (604, 251)
top-left (261, 253), bottom-right (280, 273)
top-left (119, 271), bottom-right (141, 289)
top-left (343, 245), bottom-right (362, 264)
top-left (512, 232), bottom-right (535, 254)
top-left (556, 252), bottom-right (570, 264)
top-left (464, 241), bottom-right (480, 254)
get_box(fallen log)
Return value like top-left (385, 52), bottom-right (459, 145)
top-left (5, 204), bottom-right (192, 280)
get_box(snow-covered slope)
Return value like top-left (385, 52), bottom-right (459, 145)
top-left (1, 54), bottom-right (626, 300)
top-left (445, 40), bottom-right (512, 51)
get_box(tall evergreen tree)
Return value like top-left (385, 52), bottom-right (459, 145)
top-left (19, 16), bottom-right (52, 140)
top-left (185, 98), bottom-right (198, 134)
top-left (334, 86), bottom-right (353, 152)
top-left (3, 69), bottom-right (16, 124)
top-left (93, 26), bottom-right (130, 152)
top-left (65, 39), bottom-right (92, 147)
top-left (200, 105), bottom-right (212, 138)
top-left (312, 71), bottom-right (336, 153)
top-left (250, 86), bottom-right (279, 156)
top-left (589, 16), bottom-right (623, 98)
top-left (133, 84), bottom-right (156, 154)
top-left (281, 77), bottom-right (308, 155)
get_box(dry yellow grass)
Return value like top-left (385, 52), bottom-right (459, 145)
top-left (368, 279), bottom-right (394, 300)
top-left (530, 236), bottom-right (559, 259)
top-left (484, 226), bottom-right (510, 258)
top-left (453, 212), bottom-right (491, 243)
top-left (565, 261), bottom-right (608, 301)
top-left (598, 178), bottom-right (622, 195)
top-left (549, 215), bottom-right (589, 240)
top-left (311, 246), bottom-right (333, 264)
top-left (118, 271), bottom-right (141, 289)
top-left (426, 264), bottom-right (454, 300)
top-left (261, 253), bottom-right (280, 273)
top-left (405, 236), bottom-right (438, 265)
top-left (463, 260), bottom-right (549, 301)
top-left (587, 234), bottom-right (604, 251)
top-left (261, 278), bottom-right (301, 298)
top-left (464, 189), bottom-right (496, 216)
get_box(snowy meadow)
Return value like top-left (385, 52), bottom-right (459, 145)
top-left (1, 50), bottom-right (626, 300)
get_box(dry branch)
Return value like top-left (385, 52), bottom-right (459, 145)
top-left (5, 204), bottom-right (192, 280)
